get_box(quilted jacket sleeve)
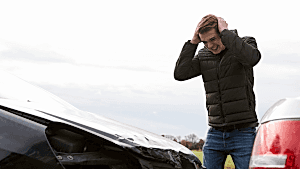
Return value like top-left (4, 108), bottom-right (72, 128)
top-left (220, 29), bottom-right (261, 68)
top-left (174, 41), bottom-right (202, 81)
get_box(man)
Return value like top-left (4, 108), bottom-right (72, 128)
top-left (174, 14), bottom-right (261, 169)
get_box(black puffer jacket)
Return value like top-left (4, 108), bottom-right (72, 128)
top-left (174, 29), bottom-right (261, 127)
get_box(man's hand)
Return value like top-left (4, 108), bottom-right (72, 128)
top-left (217, 17), bottom-right (228, 33)
top-left (190, 19), bottom-right (205, 44)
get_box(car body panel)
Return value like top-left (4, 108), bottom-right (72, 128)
top-left (250, 97), bottom-right (300, 168)
top-left (250, 120), bottom-right (299, 168)
top-left (0, 70), bottom-right (202, 168)
top-left (0, 70), bottom-right (191, 153)
top-left (0, 108), bottom-right (64, 168)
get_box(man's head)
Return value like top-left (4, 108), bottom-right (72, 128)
top-left (198, 14), bottom-right (225, 54)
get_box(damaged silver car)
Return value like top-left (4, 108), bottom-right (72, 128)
top-left (0, 70), bottom-right (202, 169)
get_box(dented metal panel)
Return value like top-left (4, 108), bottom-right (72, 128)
top-left (0, 70), bottom-right (202, 168)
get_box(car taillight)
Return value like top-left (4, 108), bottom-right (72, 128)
top-left (249, 153), bottom-right (295, 169)
top-left (249, 119), bottom-right (300, 169)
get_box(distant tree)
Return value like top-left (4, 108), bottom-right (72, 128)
top-left (185, 134), bottom-right (199, 144)
top-left (181, 140), bottom-right (187, 148)
top-left (198, 139), bottom-right (205, 150)
top-left (181, 140), bottom-right (192, 149)
top-left (193, 139), bottom-right (205, 151)
top-left (184, 134), bottom-right (201, 150)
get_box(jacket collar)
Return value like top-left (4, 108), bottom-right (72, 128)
top-left (230, 29), bottom-right (238, 35)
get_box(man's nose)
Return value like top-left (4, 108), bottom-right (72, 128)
top-left (207, 42), bottom-right (213, 49)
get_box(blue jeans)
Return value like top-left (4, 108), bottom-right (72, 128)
top-left (202, 127), bottom-right (257, 169)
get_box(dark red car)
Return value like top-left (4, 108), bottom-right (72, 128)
top-left (249, 97), bottom-right (300, 168)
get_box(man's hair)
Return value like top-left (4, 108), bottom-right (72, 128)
top-left (198, 14), bottom-right (219, 35)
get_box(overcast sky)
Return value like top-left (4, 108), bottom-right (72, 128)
top-left (0, 0), bottom-right (300, 140)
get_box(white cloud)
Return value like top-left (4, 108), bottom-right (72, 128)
top-left (257, 63), bottom-right (300, 81)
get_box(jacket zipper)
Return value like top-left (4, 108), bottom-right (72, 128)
top-left (216, 56), bottom-right (225, 123)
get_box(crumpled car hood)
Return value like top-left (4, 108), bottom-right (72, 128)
top-left (0, 70), bottom-right (199, 167)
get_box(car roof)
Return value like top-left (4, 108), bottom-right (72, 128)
top-left (261, 97), bottom-right (300, 124)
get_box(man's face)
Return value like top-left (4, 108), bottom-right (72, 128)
top-left (199, 28), bottom-right (225, 54)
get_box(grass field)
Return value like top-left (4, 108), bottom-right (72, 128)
top-left (192, 150), bottom-right (235, 169)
